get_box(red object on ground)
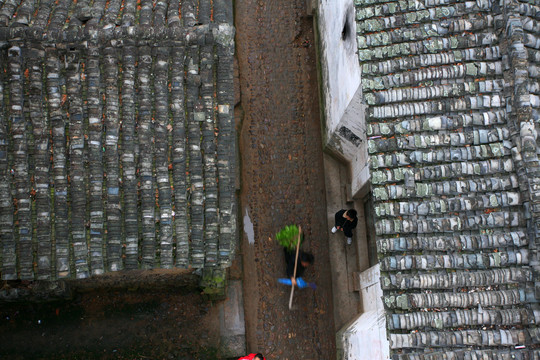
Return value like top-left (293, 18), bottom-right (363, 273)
top-left (238, 354), bottom-right (265, 360)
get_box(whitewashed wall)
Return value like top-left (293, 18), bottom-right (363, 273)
top-left (337, 265), bottom-right (390, 360)
top-left (317, 0), bottom-right (362, 137)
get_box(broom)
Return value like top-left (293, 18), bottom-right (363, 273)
top-left (288, 225), bottom-right (302, 310)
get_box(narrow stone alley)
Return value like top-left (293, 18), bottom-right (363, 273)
top-left (235, 1), bottom-right (337, 358)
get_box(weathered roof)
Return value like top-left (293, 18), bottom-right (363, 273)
top-left (0, 0), bottom-right (236, 280)
top-left (356, 0), bottom-right (540, 357)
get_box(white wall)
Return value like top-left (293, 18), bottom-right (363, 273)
top-left (317, 0), bottom-right (362, 136)
top-left (318, 0), bottom-right (369, 198)
top-left (337, 265), bottom-right (390, 360)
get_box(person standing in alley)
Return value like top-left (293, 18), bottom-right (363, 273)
top-left (284, 247), bottom-right (314, 287)
top-left (331, 209), bottom-right (358, 245)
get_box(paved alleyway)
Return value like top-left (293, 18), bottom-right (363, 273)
top-left (235, 1), bottom-right (337, 359)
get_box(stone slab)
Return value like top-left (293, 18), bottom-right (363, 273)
top-left (219, 279), bottom-right (246, 357)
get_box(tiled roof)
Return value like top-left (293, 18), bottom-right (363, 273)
top-left (356, 0), bottom-right (540, 357)
top-left (0, 0), bottom-right (236, 280)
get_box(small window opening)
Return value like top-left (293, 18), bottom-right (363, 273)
top-left (341, 17), bottom-right (350, 41)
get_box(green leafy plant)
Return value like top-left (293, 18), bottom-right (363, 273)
top-left (276, 224), bottom-right (302, 250)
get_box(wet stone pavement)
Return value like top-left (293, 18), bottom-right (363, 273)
top-left (235, 1), bottom-right (337, 359)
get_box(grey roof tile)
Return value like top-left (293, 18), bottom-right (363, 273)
top-left (0, 0), bottom-right (235, 279)
top-left (358, 4), bottom-right (540, 352)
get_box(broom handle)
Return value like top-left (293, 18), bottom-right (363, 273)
top-left (289, 226), bottom-right (302, 310)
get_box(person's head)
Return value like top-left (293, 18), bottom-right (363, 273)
top-left (300, 252), bottom-right (314, 267)
top-left (254, 354), bottom-right (264, 360)
top-left (346, 209), bottom-right (357, 220)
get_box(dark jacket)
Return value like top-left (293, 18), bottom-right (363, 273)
top-left (284, 248), bottom-right (308, 278)
top-left (334, 209), bottom-right (358, 237)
